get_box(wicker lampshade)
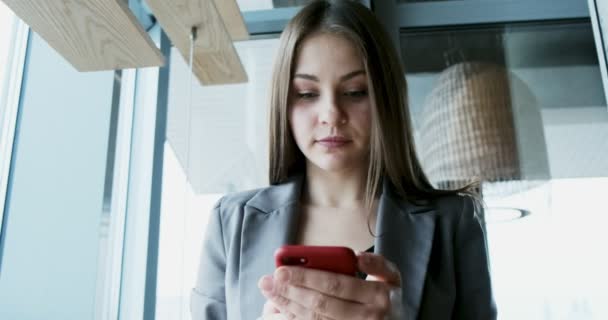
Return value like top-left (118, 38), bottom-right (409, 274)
top-left (418, 62), bottom-right (548, 196)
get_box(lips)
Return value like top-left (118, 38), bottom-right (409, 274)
top-left (316, 136), bottom-right (351, 148)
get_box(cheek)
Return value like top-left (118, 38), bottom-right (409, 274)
top-left (289, 107), bottom-right (312, 144)
top-left (348, 103), bottom-right (372, 135)
top-left (289, 106), bottom-right (315, 137)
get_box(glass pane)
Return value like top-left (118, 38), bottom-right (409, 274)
top-left (0, 33), bottom-right (115, 319)
top-left (155, 38), bottom-right (278, 320)
top-left (402, 21), bottom-right (608, 319)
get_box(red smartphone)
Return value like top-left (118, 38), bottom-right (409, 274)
top-left (274, 245), bottom-right (358, 276)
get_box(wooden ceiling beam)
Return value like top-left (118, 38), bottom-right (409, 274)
top-left (212, 0), bottom-right (249, 41)
top-left (146, 0), bottom-right (248, 85)
top-left (1, 0), bottom-right (165, 71)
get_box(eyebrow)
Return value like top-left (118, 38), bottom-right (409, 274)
top-left (293, 69), bottom-right (366, 82)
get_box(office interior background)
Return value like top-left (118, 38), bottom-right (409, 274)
top-left (0, 0), bottom-right (607, 319)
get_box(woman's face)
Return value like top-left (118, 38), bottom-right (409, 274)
top-left (288, 33), bottom-right (372, 174)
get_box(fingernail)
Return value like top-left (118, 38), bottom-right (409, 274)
top-left (275, 268), bottom-right (290, 282)
top-left (259, 276), bottom-right (274, 292)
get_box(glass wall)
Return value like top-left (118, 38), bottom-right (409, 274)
top-left (0, 33), bottom-right (116, 319)
top-left (403, 21), bottom-right (608, 319)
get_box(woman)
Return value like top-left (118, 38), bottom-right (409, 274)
top-left (191, 1), bottom-right (496, 319)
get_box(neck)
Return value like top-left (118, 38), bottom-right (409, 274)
top-left (303, 162), bottom-right (368, 209)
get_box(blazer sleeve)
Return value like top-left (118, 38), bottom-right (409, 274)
top-left (453, 196), bottom-right (497, 320)
top-left (190, 198), bottom-right (228, 320)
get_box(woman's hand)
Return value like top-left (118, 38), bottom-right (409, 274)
top-left (257, 252), bottom-right (403, 319)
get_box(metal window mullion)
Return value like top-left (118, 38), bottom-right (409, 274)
top-left (118, 62), bottom-right (160, 320)
top-left (398, 0), bottom-right (590, 29)
top-left (143, 30), bottom-right (171, 320)
top-left (117, 26), bottom-right (170, 320)
top-left (93, 68), bottom-right (137, 320)
top-left (588, 0), bottom-right (608, 106)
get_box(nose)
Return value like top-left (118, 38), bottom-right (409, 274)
top-left (318, 94), bottom-right (345, 126)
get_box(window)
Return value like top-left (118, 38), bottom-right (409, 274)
top-left (0, 32), bottom-right (117, 319)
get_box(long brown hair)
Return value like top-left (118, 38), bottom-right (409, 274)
top-left (268, 0), bottom-right (477, 207)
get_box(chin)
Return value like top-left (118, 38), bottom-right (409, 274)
top-left (313, 162), bottom-right (347, 172)
top-left (308, 155), bottom-right (364, 173)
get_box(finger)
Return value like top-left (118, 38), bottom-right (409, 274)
top-left (275, 266), bottom-right (390, 306)
top-left (262, 300), bottom-right (280, 315)
top-left (261, 297), bottom-right (297, 320)
top-left (259, 276), bottom-right (283, 315)
top-left (262, 287), bottom-right (307, 319)
top-left (275, 281), bottom-right (380, 320)
top-left (259, 275), bottom-right (275, 295)
top-left (269, 288), bottom-right (335, 320)
top-left (259, 276), bottom-right (298, 319)
top-left (356, 252), bottom-right (401, 287)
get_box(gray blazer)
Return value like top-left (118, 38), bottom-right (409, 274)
top-left (191, 176), bottom-right (497, 319)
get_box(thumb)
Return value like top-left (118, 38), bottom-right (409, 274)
top-left (356, 252), bottom-right (401, 287)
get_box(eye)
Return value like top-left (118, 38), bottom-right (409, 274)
top-left (344, 90), bottom-right (368, 98)
top-left (296, 92), bottom-right (319, 100)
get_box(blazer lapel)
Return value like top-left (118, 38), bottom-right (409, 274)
top-left (375, 181), bottom-right (436, 320)
top-left (238, 176), bottom-right (303, 319)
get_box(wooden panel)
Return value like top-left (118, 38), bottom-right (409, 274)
top-left (1, 0), bottom-right (164, 71)
top-left (212, 0), bottom-right (249, 41)
top-left (147, 0), bottom-right (248, 85)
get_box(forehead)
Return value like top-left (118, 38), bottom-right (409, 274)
top-left (293, 32), bottom-right (364, 74)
